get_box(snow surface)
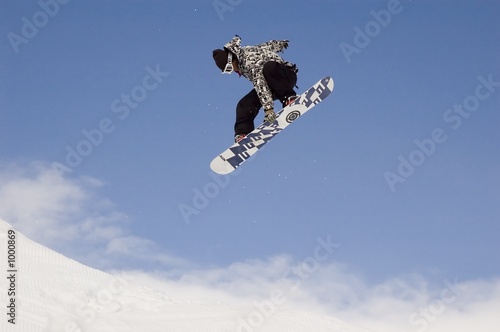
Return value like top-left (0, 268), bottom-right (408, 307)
top-left (0, 219), bottom-right (370, 332)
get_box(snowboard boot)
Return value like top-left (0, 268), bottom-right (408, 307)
top-left (282, 95), bottom-right (298, 108)
top-left (234, 134), bottom-right (246, 143)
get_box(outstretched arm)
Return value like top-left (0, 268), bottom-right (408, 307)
top-left (256, 40), bottom-right (290, 53)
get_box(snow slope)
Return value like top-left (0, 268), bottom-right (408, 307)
top-left (0, 219), bottom-right (370, 332)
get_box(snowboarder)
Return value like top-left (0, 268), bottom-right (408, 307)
top-left (212, 35), bottom-right (298, 143)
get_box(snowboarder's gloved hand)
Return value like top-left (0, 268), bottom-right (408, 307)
top-left (264, 108), bottom-right (277, 123)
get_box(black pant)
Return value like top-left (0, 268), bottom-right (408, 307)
top-left (234, 61), bottom-right (297, 135)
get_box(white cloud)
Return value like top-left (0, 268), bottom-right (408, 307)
top-left (114, 259), bottom-right (500, 332)
top-left (105, 235), bottom-right (191, 267)
top-left (0, 161), bottom-right (187, 269)
top-left (0, 161), bottom-right (89, 241)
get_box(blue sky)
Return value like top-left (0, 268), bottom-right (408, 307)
top-left (1, 0), bottom-right (499, 319)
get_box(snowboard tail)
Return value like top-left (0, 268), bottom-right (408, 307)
top-left (210, 76), bottom-right (334, 174)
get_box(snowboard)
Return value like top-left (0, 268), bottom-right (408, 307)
top-left (210, 76), bottom-right (334, 175)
